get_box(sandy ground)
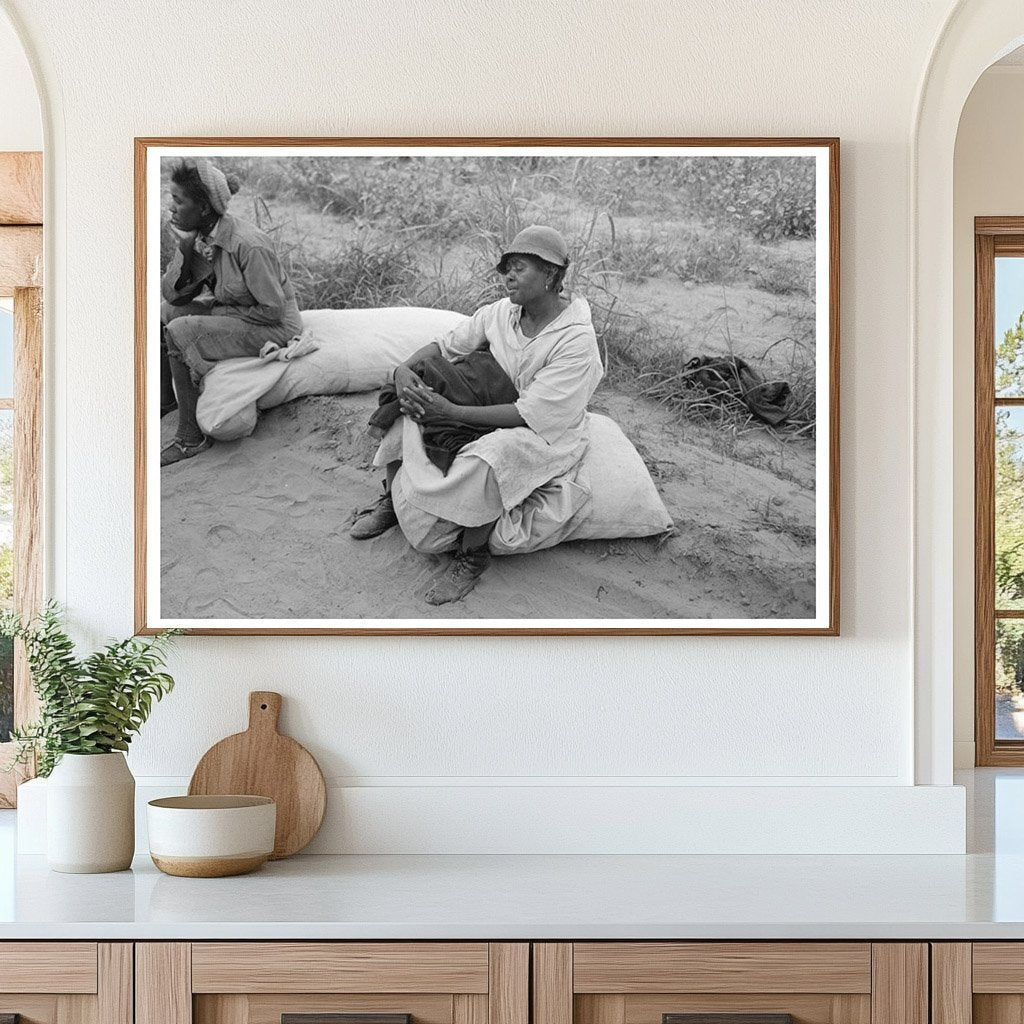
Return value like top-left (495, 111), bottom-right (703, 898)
top-left (160, 383), bottom-right (816, 622)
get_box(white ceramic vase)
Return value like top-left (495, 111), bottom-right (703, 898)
top-left (46, 752), bottom-right (135, 873)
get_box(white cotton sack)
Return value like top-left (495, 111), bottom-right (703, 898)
top-left (257, 306), bottom-right (470, 409)
top-left (490, 413), bottom-right (673, 555)
top-left (195, 306), bottom-right (469, 441)
top-left (195, 357), bottom-right (289, 441)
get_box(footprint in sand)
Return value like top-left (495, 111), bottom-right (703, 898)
top-left (206, 523), bottom-right (239, 547)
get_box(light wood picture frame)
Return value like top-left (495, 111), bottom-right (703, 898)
top-left (135, 137), bottom-right (839, 636)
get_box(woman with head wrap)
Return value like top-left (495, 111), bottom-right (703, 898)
top-left (350, 225), bottom-right (604, 605)
top-left (159, 158), bottom-right (302, 465)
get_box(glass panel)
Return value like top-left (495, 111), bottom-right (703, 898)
top-left (0, 410), bottom-right (12, 743)
top-left (997, 408), bottom-right (1024, 610)
top-left (997, 620), bottom-right (1024, 740)
top-left (996, 256), bottom-right (1024, 397)
top-left (0, 307), bottom-right (12, 400)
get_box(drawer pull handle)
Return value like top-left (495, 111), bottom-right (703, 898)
top-left (664, 1016), bottom-right (795, 1024)
top-left (283, 1016), bottom-right (411, 1024)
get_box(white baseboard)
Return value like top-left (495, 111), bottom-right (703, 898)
top-left (17, 778), bottom-right (967, 856)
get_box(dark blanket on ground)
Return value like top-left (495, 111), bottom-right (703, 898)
top-left (369, 347), bottom-right (519, 473)
top-left (684, 355), bottom-right (793, 426)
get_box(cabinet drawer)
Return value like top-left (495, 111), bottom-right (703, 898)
top-left (0, 943), bottom-right (130, 1024)
top-left (572, 944), bottom-right (871, 994)
top-left (139, 942), bottom-right (528, 1024)
top-left (0, 942), bottom-right (98, 993)
top-left (533, 943), bottom-right (926, 1024)
top-left (191, 944), bottom-right (491, 993)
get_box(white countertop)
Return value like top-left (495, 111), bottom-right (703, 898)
top-left (2, 768), bottom-right (1023, 941)
top-left (0, 849), bottom-right (1022, 941)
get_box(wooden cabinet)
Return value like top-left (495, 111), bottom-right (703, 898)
top-left (932, 943), bottom-right (1024, 1024)
top-left (0, 938), bottom-right (946, 1024)
top-left (0, 943), bottom-right (132, 1024)
top-left (135, 944), bottom-right (528, 1024)
top-left (532, 943), bottom-right (928, 1024)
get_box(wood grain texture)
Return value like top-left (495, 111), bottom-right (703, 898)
top-left (188, 691), bottom-right (326, 858)
top-left (281, 1016), bottom-right (411, 1024)
top-left (971, 944), bottom-right (1024, 991)
top-left (488, 944), bottom-right (528, 1024)
top-left (573, 944), bottom-right (871, 994)
top-left (0, 943), bottom-right (97, 993)
top-left (623, 994), bottom-right (868, 1024)
top-left (0, 226), bottom-right (41, 295)
top-left (136, 943), bottom-right (192, 1024)
top-left (977, 218), bottom-right (1024, 236)
top-left (244, 995), bottom-right (451, 1024)
top-left (0, 999), bottom-right (58, 1024)
top-left (133, 135), bottom-right (839, 637)
top-left (663, 1016), bottom-right (792, 1024)
top-left (931, 945), bottom-right (971, 1024)
top-left (14, 286), bottom-right (43, 726)
top-left (194, 995), bottom-right (248, 1024)
top-left (97, 945), bottom-right (132, 1024)
top-left (534, 944), bottom-right (572, 1024)
top-left (57, 992), bottom-right (95, 1024)
top-left (576, 996), bottom-right (625, 1024)
top-left (453, 994), bottom-right (487, 1024)
top-left (191, 943), bottom-right (489, 994)
top-left (0, 153), bottom-right (42, 225)
top-left (976, 230), bottom-right (998, 766)
top-left (973, 995), bottom-right (1024, 1024)
top-left (870, 945), bottom-right (927, 1024)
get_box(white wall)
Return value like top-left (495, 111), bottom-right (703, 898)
top-left (952, 66), bottom-right (1024, 767)
top-left (0, 0), bottom-right (973, 852)
top-left (0, 9), bottom-right (39, 151)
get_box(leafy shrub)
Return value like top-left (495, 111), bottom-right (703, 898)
top-left (1, 603), bottom-right (178, 777)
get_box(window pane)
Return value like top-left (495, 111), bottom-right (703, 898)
top-left (997, 407), bottom-right (1024, 610)
top-left (0, 306), bottom-right (12, 400)
top-left (997, 620), bottom-right (1024, 740)
top-left (996, 256), bottom-right (1024, 397)
top-left (0, 410), bottom-right (12, 742)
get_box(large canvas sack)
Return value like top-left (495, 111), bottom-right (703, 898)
top-left (258, 307), bottom-right (469, 409)
top-left (489, 413), bottom-right (674, 555)
top-left (196, 306), bottom-right (468, 441)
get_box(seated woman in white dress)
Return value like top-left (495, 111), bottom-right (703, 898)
top-left (350, 226), bottom-right (603, 605)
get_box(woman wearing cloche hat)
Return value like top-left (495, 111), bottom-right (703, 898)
top-left (350, 225), bottom-right (604, 605)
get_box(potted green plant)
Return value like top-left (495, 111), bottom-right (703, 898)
top-left (2, 602), bottom-right (178, 873)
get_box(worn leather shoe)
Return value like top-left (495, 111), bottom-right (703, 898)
top-left (424, 547), bottom-right (491, 605)
top-left (160, 436), bottom-right (211, 467)
top-left (350, 491), bottom-right (398, 539)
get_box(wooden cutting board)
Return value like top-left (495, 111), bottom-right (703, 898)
top-left (188, 691), bottom-right (327, 859)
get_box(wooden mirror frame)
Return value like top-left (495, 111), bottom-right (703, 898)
top-left (0, 151), bottom-right (43, 807)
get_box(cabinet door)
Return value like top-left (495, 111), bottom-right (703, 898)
top-left (0, 943), bottom-right (131, 1024)
top-left (942, 942), bottom-right (1024, 1024)
top-left (137, 943), bottom-right (528, 1024)
top-left (533, 944), bottom-right (927, 1024)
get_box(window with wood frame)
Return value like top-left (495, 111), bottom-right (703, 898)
top-left (0, 151), bottom-right (43, 806)
top-left (976, 217), bottom-right (1024, 764)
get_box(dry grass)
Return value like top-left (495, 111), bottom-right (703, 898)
top-left (160, 154), bottom-right (819, 440)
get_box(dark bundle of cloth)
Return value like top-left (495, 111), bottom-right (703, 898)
top-left (369, 347), bottom-right (519, 473)
top-left (683, 355), bottom-right (793, 426)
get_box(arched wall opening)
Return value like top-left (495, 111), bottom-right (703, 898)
top-left (914, 2), bottom-right (1024, 784)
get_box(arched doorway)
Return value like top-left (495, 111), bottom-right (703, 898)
top-left (914, 1), bottom-right (1024, 785)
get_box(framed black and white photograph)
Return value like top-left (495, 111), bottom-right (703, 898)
top-left (135, 137), bottom-right (839, 635)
